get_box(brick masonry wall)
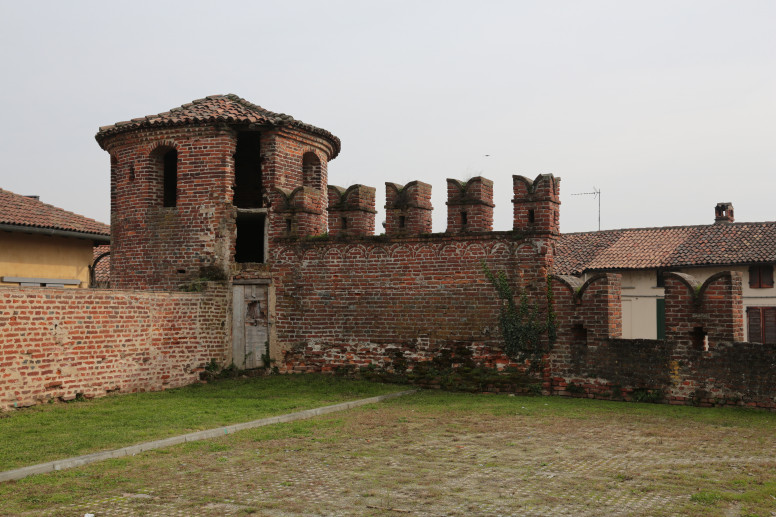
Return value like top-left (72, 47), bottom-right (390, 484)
top-left (101, 124), bottom-right (335, 291)
top-left (545, 270), bottom-right (776, 410)
top-left (272, 233), bottom-right (555, 373)
top-left (0, 284), bottom-right (228, 410)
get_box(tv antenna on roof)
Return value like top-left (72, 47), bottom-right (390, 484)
top-left (571, 187), bottom-right (601, 231)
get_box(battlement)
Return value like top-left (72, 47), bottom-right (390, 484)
top-left (384, 181), bottom-right (433, 236)
top-left (271, 186), bottom-right (327, 238)
top-left (446, 177), bottom-right (494, 233)
top-left (327, 184), bottom-right (377, 237)
top-left (512, 174), bottom-right (561, 235)
top-left (323, 174), bottom-right (561, 237)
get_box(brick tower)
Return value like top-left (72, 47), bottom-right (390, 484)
top-left (96, 94), bottom-right (340, 290)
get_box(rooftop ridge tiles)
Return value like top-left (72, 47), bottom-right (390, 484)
top-left (95, 94), bottom-right (341, 158)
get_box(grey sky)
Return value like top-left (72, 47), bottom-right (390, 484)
top-left (1, 0), bottom-right (773, 234)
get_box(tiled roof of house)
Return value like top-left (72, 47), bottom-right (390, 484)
top-left (555, 222), bottom-right (776, 275)
top-left (95, 94), bottom-right (341, 158)
top-left (0, 188), bottom-right (110, 239)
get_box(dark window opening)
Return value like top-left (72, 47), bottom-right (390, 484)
top-left (461, 211), bottom-right (468, 227)
top-left (528, 209), bottom-right (535, 223)
top-left (690, 326), bottom-right (708, 351)
top-left (399, 215), bottom-right (406, 228)
top-left (571, 324), bottom-right (588, 346)
top-left (749, 265), bottom-right (774, 289)
top-left (162, 149), bottom-right (178, 207)
top-left (234, 132), bottom-right (263, 208)
top-left (341, 217), bottom-right (348, 230)
top-left (302, 152), bottom-right (322, 189)
top-left (235, 213), bottom-right (266, 263)
top-left (747, 307), bottom-right (776, 344)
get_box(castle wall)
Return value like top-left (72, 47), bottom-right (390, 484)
top-left (546, 270), bottom-right (776, 410)
top-left (272, 233), bottom-right (554, 372)
top-left (0, 284), bottom-right (228, 410)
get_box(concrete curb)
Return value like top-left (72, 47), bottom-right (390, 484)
top-left (0, 389), bottom-right (416, 483)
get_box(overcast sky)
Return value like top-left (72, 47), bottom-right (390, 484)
top-left (0, 1), bottom-right (773, 234)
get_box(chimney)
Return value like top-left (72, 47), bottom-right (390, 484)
top-left (714, 202), bottom-right (734, 224)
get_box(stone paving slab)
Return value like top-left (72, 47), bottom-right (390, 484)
top-left (21, 401), bottom-right (776, 517)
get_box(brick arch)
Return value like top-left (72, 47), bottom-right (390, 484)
top-left (302, 151), bottom-right (323, 190)
top-left (576, 273), bottom-right (613, 301)
top-left (147, 141), bottom-right (180, 208)
top-left (272, 245), bottom-right (299, 264)
top-left (463, 243), bottom-right (487, 259)
top-left (388, 244), bottom-right (413, 260)
top-left (323, 247), bottom-right (343, 262)
top-left (488, 241), bottom-right (510, 260)
top-left (439, 242), bottom-right (463, 259)
top-left (550, 274), bottom-right (584, 298)
top-left (343, 244), bottom-right (368, 261)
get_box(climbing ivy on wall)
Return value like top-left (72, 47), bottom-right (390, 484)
top-left (482, 262), bottom-right (557, 371)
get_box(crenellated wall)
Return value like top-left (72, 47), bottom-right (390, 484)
top-left (5, 96), bottom-right (771, 412)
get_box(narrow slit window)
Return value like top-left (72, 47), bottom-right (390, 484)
top-left (399, 215), bottom-right (406, 228)
top-left (461, 211), bottom-right (468, 227)
top-left (341, 217), bottom-right (348, 230)
top-left (528, 209), bottom-right (535, 223)
top-left (163, 149), bottom-right (178, 207)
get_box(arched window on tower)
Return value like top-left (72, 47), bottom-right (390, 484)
top-left (162, 149), bottom-right (178, 207)
top-left (302, 152), bottom-right (322, 190)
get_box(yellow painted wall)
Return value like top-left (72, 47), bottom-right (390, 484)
top-left (0, 231), bottom-right (95, 288)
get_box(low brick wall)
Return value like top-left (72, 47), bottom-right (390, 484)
top-left (0, 284), bottom-right (229, 410)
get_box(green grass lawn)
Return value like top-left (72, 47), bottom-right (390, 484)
top-left (2, 389), bottom-right (775, 516)
top-left (0, 374), bottom-right (405, 470)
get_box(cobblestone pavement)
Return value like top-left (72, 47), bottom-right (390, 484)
top-left (22, 400), bottom-right (776, 516)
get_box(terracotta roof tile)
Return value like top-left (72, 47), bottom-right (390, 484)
top-left (555, 222), bottom-right (776, 275)
top-left (95, 94), bottom-right (341, 158)
top-left (0, 188), bottom-right (110, 239)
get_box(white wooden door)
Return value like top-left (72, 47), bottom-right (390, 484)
top-left (232, 284), bottom-right (269, 369)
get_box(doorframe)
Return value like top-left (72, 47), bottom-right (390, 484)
top-left (231, 278), bottom-right (276, 367)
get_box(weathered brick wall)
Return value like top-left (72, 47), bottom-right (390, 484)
top-left (663, 271), bottom-right (775, 409)
top-left (0, 284), bottom-right (228, 410)
top-left (273, 233), bottom-right (555, 373)
top-left (103, 125), bottom-right (236, 290)
top-left (101, 124), bottom-right (335, 290)
top-left (546, 270), bottom-right (776, 410)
